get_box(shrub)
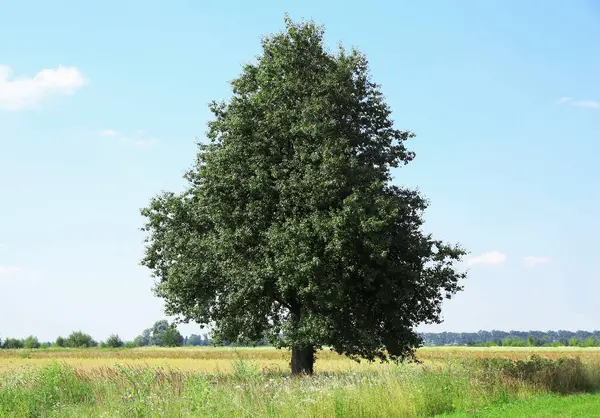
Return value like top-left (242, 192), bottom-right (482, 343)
top-left (470, 355), bottom-right (597, 394)
top-left (23, 336), bottom-right (40, 349)
top-left (2, 338), bottom-right (24, 349)
top-left (55, 336), bottom-right (65, 347)
top-left (105, 334), bottom-right (124, 348)
top-left (162, 327), bottom-right (184, 347)
top-left (65, 331), bottom-right (97, 348)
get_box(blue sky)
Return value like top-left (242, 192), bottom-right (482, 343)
top-left (1, 0), bottom-right (599, 342)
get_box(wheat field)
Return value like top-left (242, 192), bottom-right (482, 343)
top-left (1, 346), bottom-right (600, 417)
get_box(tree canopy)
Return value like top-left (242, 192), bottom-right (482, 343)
top-left (141, 17), bottom-right (466, 374)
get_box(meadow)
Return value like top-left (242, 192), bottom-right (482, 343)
top-left (1, 346), bottom-right (600, 417)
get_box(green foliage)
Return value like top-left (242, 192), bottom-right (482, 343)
top-left (140, 16), bottom-right (466, 373)
top-left (162, 326), bottom-right (184, 347)
top-left (0, 363), bottom-right (94, 416)
top-left (104, 334), bottom-right (124, 348)
top-left (133, 328), bottom-right (152, 347)
top-left (150, 320), bottom-right (169, 346)
top-left (65, 331), bottom-right (97, 348)
top-left (2, 338), bottom-right (24, 349)
top-left (124, 341), bottom-right (136, 348)
top-left (134, 320), bottom-right (183, 347)
top-left (55, 336), bottom-right (65, 347)
top-left (1, 357), bottom-right (600, 417)
top-left (23, 336), bottom-right (40, 349)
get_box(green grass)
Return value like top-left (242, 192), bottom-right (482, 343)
top-left (442, 392), bottom-right (600, 417)
top-left (1, 349), bottom-right (600, 417)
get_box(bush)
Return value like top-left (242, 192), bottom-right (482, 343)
top-left (23, 336), bottom-right (40, 349)
top-left (55, 336), bottom-right (65, 347)
top-left (104, 334), bottom-right (124, 348)
top-left (65, 331), bottom-right (97, 348)
top-left (471, 355), bottom-right (596, 394)
top-left (2, 338), bottom-right (24, 349)
top-left (162, 327), bottom-right (184, 347)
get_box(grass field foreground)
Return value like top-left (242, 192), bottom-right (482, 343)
top-left (1, 347), bottom-right (600, 417)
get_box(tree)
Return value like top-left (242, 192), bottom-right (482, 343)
top-left (162, 326), bottom-right (184, 347)
top-left (133, 328), bottom-right (151, 347)
top-left (65, 331), bottom-right (97, 348)
top-left (185, 334), bottom-right (204, 346)
top-left (150, 320), bottom-right (169, 346)
top-left (2, 338), bottom-right (24, 349)
top-left (104, 334), bottom-right (124, 348)
top-left (23, 336), bottom-right (40, 349)
top-left (141, 17), bottom-right (466, 375)
top-left (55, 336), bottom-right (66, 348)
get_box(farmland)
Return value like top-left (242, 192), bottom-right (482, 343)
top-left (1, 346), bottom-right (600, 417)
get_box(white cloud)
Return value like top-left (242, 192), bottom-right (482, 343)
top-left (523, 256), bottom-right (551, 268)
top-left (0, 265), bottom-right (22, 277)
top-left (572, 100), bottom-right (600, 109)
top-left (100, 129), bottom-right (119, 137)
top-left (99, 129), bottom-right (158, 148)
top-left (556, 97), bottom-right (600, 110)
top-left (466, 251), bottom-right (506, 266)
top-left (0, 65), bottom-right (87, 110)
top-left (120, 136), bottom-right (158, 148)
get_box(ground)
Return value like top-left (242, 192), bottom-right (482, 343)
top-left (1, 346), bottom-right (599, 417)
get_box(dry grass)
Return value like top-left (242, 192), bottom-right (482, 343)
top-left (2, 346), bottom-right (600, 373)
top-left (2, 347), bottom-right (600, 417)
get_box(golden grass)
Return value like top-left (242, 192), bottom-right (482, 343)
top-left (2, 347), bottom-right (600, 417)
top-left (2, 346), bottom-right (600, 374)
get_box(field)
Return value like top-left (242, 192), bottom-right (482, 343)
top-left (1, 346), bottom-right (600, 417)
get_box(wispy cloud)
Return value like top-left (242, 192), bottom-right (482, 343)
top-left (0, 265), bottom-right (41, 281)
top-left (99, 129), bottom-right (158, 148)
top-left (0, 65), bottom-right (87, 110)
top-left (523, 256), bottom-right (551, 268)
top-left (466, 251), bottom-right (506, 266)
top-left (556, 97), bottom-right (600, 109)
top-left (0, 265), bottom-right (22, 278)
top-left (100, 129), bottom-right (119, 137)
top-left (572, 100), bottom-right (600, 109)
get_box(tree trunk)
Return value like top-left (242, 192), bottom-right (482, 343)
top-left (291, 345), bottom-right (315, 375)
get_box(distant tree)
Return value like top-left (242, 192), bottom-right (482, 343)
top-left (185, 334), bottom-right (203, 346)
top-left (124, 341), bottom-right (136, 349)
top-left (2, 338), bottom-right (24, 349)
top-left (104, 334), bottom-right (124, 348)
top-left (162, 326), bottom-right (184, 347)
top-left (140, 16), bottom-right (466, 375)
top-left (55, 336), bottom-right (66, 347)
top-left (134, 328), bottom-right (152, 347)
top-left (150, 320), bottom-right (169, 346)
top-left (23, 336), bottom-right (40, 349)
top-left (65, 331), bottom-right (97, 348)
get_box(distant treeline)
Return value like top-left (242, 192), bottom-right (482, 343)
top-left (420, 330), bottom-right (600, 347)
top-left (0, 319), bottom-right (266, 350)
top-left (4, 327), bottom-right (600, 349)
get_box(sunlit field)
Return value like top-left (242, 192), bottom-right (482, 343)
top-left (2, 346), bottom-right (600, 373)
top-left (2, 346), bottom-right (600, 417)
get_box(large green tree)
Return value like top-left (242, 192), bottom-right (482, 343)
top-left (141, 17), bottom-right (466, 375)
